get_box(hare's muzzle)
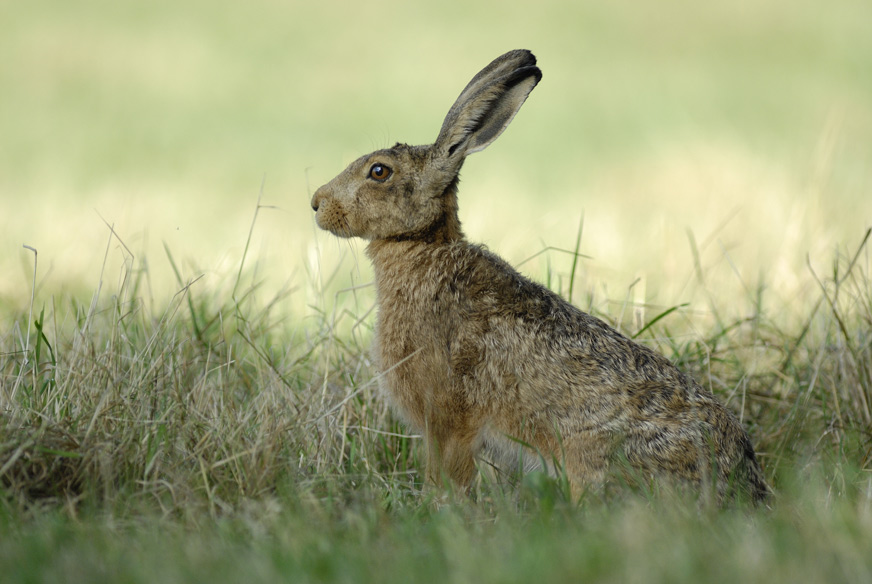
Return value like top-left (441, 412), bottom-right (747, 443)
top-left (310, 186), bottom-right (350, 236)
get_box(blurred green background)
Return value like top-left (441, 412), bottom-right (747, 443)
top-left (2, 0), bottom-right (871, 316)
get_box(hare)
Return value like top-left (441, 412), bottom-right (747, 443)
top-left (311, 49), bottom-right (770, 503)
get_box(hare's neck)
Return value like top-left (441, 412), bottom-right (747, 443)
top-left (437, 180), bottom-right (464, 243)
top-left (366, 237), bottom-right (460, 296)
top-left (411, 180), bottom-right (464, 245)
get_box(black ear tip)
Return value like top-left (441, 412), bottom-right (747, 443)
top-left (511, 48), bottom-right (538, 67)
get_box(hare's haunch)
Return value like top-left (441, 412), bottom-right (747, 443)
top-left (311, 49), bottom-right (769, 503)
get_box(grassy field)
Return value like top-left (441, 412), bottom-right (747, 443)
top-left (3, 0), bottom-right (872, 581)
top-left (2, 229), bottom-right (871, 582)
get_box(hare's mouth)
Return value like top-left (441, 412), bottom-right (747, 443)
top-left (315, 209), bottom-right (356, 239)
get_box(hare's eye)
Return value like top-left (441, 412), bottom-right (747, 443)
top-left (368, 164), bottom-right (392, 182)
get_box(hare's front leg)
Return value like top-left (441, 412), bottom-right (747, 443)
top-left (424, 410), bottom-right (479, 491)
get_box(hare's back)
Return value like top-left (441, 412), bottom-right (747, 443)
top-left (458, 244), bottom-right (692, 392)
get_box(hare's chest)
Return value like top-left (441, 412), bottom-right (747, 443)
top-left (371, 300), bottom-right (454, 428)
top-left (374, 273), bottom-right (457, 352)
top-left (372, 296), bottom-right (443, 370)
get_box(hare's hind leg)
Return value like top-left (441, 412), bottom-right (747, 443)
top-left (555, 430), bottom-right (615, 498)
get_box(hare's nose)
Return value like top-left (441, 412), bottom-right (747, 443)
top-left (311, 189), bottom-right (324, 212)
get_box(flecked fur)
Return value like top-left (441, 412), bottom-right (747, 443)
top-left (311, 49), bottom-right (770, 503)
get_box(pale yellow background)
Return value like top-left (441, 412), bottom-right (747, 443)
top-left (3, 0), bottom-right (870, 326)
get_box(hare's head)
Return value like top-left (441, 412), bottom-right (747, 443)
top-left (311, 49), bottom-right (542, 243)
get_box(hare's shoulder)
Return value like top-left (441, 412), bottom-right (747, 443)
top-left (448, 243), bottom-right (621, 337)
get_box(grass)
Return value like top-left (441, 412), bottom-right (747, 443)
top-left (1, 488), bottom-right (870, 583)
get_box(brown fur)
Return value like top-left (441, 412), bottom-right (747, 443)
top-left (311, 49), bottom-right (770, 503)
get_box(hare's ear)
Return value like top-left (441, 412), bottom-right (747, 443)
top-left (435, 50), bottom-right (542, 159)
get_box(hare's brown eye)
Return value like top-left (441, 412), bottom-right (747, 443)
top-left (369, 164), bottom-right (392, 182)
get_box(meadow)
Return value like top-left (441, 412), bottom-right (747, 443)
top-left (2, 0), bottom-right (872, 581)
